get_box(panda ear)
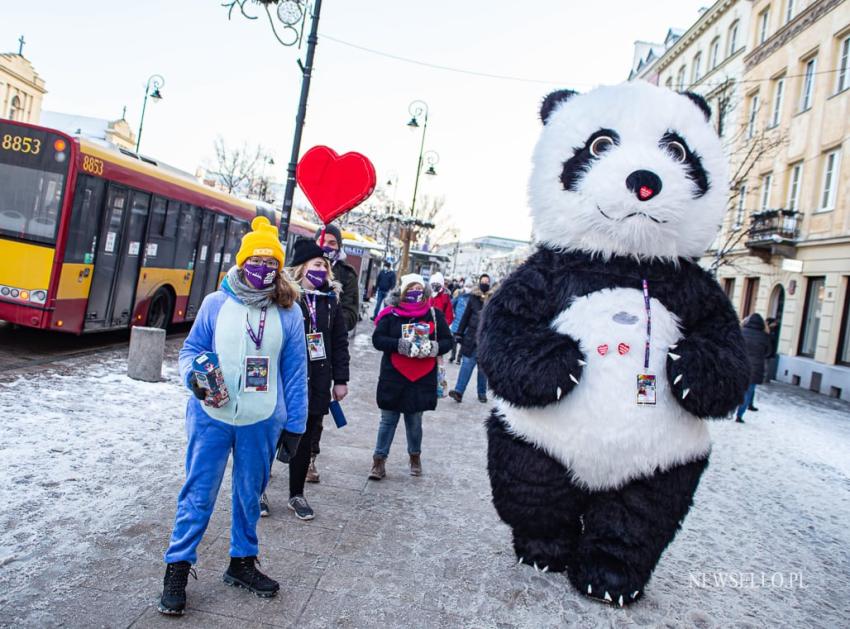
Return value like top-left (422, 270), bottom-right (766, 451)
top-left (540, 89), bottom-right (578, 125)
top-left (680, 91), bottom-right (711, 122)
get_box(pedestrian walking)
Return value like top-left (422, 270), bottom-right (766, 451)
top-left (368, 273), bottom-right (453, 479)
top-left (310, 224), bottom-right (359, 482)
top-left (765, 317), bottom-right (780, 382)
top-left (372, 261), bottom-right (396, 320)
top-left (449, 274), bottom-right (492, 403)
top-left (449, 280), bottom-right (473, 363)
top-left (429, 272), bottom-right (454, 326)
top-left (159, 217), bottom-right (307, 616)
top-left (736, 313), bottom-right (772, 423)
top-left (262, 239), bottom-right (350, 521)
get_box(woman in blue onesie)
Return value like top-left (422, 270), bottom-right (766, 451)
top-left (158, 216), bottom-right (308, 616)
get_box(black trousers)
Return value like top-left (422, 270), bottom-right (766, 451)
top-left (311, 417), bottom-right (324, 455)
top-left (290, 412), bottom-right (324, 498)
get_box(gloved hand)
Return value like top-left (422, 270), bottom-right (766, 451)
top-left (190, 374), bottom-right (208, 401)
top-left (418, 340), bottom-right (432, 357)
top-left (398, 338), bottom-right (415, 357)
top-left (275, 430), bottom-right (302, 464)
top-left (427, 341), bottom-right (439, 358)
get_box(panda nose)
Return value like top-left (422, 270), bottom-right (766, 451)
top-left (626, 170), bottom-right (662, 202)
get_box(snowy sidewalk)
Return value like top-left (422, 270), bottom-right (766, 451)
top-left (1, 322), bottom-right (850, 628)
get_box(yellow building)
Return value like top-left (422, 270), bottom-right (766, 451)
top-left (713, 0), bottom-right (850, 400)
top-left (0, 51), bottom-right (46, 123)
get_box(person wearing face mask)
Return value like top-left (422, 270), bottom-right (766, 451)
top-left (429, 272), bottom-right (454, 327)
top-left (449, 279), bottom-right (474, 363)
top-left (314, 224), bottom-right (359, 332)
top-left (261, 239), bottom-right (350, 520)
top-left (158, 217), bottom-right (307, 616)
top-left (449, 273), bottom-right (492, 404)
top-left (369, 274), bottom-right (453, 479)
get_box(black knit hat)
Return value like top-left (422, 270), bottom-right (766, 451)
top-left (314, 223), bottom-right (343, 246)
top-left (287, 238), bottom-right (326, 267)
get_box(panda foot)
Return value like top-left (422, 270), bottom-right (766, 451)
top-left (569, 550), bottom-right (645, 607)
top-left (513, 535), bottom-right (571, 573)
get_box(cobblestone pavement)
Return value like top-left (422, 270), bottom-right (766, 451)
top-left (1, 321), bottom-right (849, 628)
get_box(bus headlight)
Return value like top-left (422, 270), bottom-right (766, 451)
top-left (0, 284), bottom-right (48, 304)
top-left (31, 290), bottom-right (47, 304)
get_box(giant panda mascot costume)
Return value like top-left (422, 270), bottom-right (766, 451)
top-left (479, 82), bottom-right (750, 607)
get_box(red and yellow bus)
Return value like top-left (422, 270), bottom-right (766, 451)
top-left (0, 119), bottom-right (284, 334)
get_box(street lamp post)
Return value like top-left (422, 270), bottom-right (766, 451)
top-left (135, 74), bottom-right (164, 153)
top-left (399, 100), bottom-right (438, 275)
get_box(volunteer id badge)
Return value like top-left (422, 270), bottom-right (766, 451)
top-left (636, 373), bottom-right (657, 406)
top-left (307, 332), bottom-right (326, 361)
top-left (244, 356), bottom-right (270, 392)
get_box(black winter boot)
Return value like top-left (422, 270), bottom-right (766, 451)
top-left (158, 561), bottom-right (196, 615)
top-left (223, 556), bottom-right (279, 597)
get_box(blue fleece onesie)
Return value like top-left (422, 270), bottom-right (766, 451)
top-left (165, 286), bottom-right (308, 564)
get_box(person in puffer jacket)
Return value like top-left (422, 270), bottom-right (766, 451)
top-left (158, 217), bottom-right (308, 617)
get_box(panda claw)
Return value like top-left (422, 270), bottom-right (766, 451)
top-left (556, 387), bottom-right (563, 400)
top-left (541, 565), bottom-right (549, 573)
top-left (668, 352), bottom-right (681, 361)
top-left (569, 373), bottom-right (579, 385)
top-left (604, 591), bottom-right (612, 602)
top-left (673, 374), bottom-right (683, 385)
top-left (587, 584), bottom-right (592, 595)
top-left (682, 388), bottom-right (690, 399)
top-left (533, 562), bottom-right (539, 571)
top-left (631, 590), bottom-right (640, 600)
top-left (577, 359), bottom-right (587, 367)
top-left (618, 595), bottom-right (624, 607)
top-left (669, 344), bottom-right (678, 350)
top-left (518, 557), bottom-right (524, 565)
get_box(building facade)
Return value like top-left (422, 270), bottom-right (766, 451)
top-left (439, 236), bottom-right (530, 281)
top-left (713, 0), bottom-right (850, 400)
top-left (0, 53), bottom-right (46, 124)
top-left (39, 111), bottom-right (137, 150)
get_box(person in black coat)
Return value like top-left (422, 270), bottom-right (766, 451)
top-left (315, 224), bottom-right (360, 332)
top-left (372, 261), bottom-right (396, 320)
top-left (736, 313), bottom-right (772, 423)
top-left (369, 274), bottom-right (453, 479)
top-left (264, 239), bottom-right (350, 520)
top-left (449, 273), bottom-right (492, 404)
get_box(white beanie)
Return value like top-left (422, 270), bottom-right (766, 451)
top-left (400, 273), bottom-right (425, 294)
top-left (430, 272), bottom-right (445, 287)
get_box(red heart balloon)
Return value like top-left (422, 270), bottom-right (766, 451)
top-left (296, 145), bottom-right (376, 224)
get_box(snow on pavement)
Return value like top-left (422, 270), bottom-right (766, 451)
top-left (0, 334), bottom-right (849, 627)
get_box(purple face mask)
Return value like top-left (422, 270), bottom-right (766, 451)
top-left (242, 262), bottom-right (277, 289)
top-left (305, 269), bottom-right (328, 288)
top-left (404, 289), bottom-right (424, 303)
top-left (322, 245), bottom-right (339, 262)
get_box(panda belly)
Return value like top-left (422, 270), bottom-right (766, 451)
top-left (497, 287), bottom-right (711, 491)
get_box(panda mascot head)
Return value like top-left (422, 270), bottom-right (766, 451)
top-left (529, 82), bottom-right (727, 260)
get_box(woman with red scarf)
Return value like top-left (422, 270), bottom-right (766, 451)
top-left (369, 273), bottom-right (453, 479)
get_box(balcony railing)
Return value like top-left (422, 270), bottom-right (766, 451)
top-left (746, 209), bottom-right (801, 247)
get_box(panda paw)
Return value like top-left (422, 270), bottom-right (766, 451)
top-left (513, 536), bottom-right (570, 573)
top-left (568, 550), bottom-right (645, 608)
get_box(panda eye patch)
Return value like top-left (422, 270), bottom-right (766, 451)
top-left (589, 135), bottom-right (616, 157)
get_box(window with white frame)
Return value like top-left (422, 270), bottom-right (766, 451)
top-left (734, 184), bottom-right (747, 228)
top-left (759, 8), bottom-right (771, 44)
top-left (677, 66), bottom-right (687, 90)
top-left (760, 173), bottom-right (773, 210)
top-left (770, 77), bottom-right (785, 127)
top-left (692, 53), bottom-right (703, 83)
top-left (787, 162), bottom-right (803, 211)
top-left (819, 149), bottom-right (841, 211)
top-left (747, 94), bottom-right (760, 138)
top-left (785, 0), bottom-right (795, 23)
top-left (837, 35), bottom-right (849, 93)
top-left (9, 95), bottom-right (23, 121)
top-left (710, 37), bottom-right (721, 70)
top-left (800, 57), bottom-right (817, 110)
top-left (728, 21), bottom-right (739, 56)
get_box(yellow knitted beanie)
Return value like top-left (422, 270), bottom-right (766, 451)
top-left (235, 216), bottom-right (285, 267)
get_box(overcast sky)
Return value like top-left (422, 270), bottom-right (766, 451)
top-left (3, 0), bottom-right (709, 240)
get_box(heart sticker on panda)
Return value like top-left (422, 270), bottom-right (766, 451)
top-left (597, 344), bottom-right (609, 356)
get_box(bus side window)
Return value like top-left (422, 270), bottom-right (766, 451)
top-left (223, 219), bottom-right (249, 267)
top-left (175, 204), bottom-right (200, 269)
top-left (66, 175), bottom-right (106, 264)
top-left (164, 200), bottom-right (180, 239)
top-left (148, 197), bottom-right (167, 237)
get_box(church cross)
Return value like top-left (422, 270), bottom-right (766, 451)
top-left (18, 35), bottom-right (26, 55)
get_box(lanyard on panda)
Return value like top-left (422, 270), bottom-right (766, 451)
top-left (637, 279), bottom-right (657, 406)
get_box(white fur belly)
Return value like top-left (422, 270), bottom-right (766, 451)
top-left (497, 287), bottom-right (711, 491)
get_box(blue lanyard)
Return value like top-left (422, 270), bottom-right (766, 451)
top-left (642, 279), bottom-right (651, 371)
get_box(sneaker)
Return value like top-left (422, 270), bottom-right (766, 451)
top-left (478, 395), bottom-right (488, 403)
top-left (735, 417), bottom-right (745, 423)
top-left (259, 493), bottom-right (270, 517)
top-left (306, 455), bottom-right (320, 483)
top-left (748, 406), bottom-right (759, 412)
top-left (448, 390), bottom-right (462, 403)
top-left (223, 556), bottom-right (279, 597)
top-left (158, 561), bottom-right (196, 615)
top-left (288, 495), bottom-right (315, 520)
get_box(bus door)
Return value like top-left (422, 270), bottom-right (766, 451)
top-left (85, 185), bottom-right (129, 330)
top-left (109, 190), bottom-right (150, 327)
top-left (185, 209), bottom-right (214, 317)
top-left (202, 214), bottom-right (229, 296)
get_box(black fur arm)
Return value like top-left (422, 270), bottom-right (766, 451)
top-left (478, 252), bottom-right (585, 407)
top-left (666, 267), bottom-right (750, 418)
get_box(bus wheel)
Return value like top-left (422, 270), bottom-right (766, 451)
top-left (146, 289), bottom-right (173, 330)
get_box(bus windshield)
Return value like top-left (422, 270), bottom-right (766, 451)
top-left (0, 123), bottom-right (71, 245)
